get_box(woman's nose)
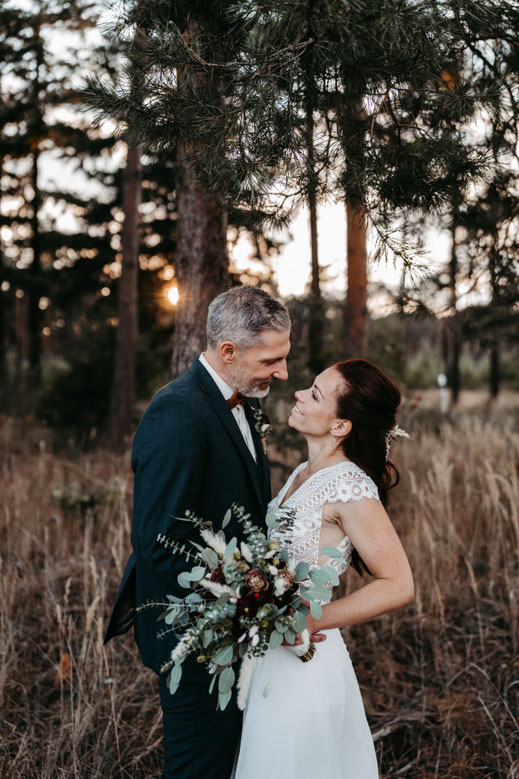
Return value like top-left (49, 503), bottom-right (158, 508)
top-left (294, 389), bottom-right (304, 402)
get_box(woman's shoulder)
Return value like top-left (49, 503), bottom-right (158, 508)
top-left (324, 460), bottom-right (380, 504)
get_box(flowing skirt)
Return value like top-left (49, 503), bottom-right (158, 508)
top-left (233, 629), bottom-right (378, 779)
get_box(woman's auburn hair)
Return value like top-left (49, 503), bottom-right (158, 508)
top-left (333, 358), bottom-right (401, 575)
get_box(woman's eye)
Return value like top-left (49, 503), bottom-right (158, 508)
top-left (311, 390), bottom-right (317, 400)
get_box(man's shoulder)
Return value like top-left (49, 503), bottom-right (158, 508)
top-left (147, 367), bottom-right (203, 413)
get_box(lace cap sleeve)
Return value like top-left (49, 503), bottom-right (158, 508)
top-left (325, 462), bottom-right (380, 505)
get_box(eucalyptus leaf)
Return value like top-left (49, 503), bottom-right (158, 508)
top-left (280, 548), bottom-right (289, 564)
top-left (208, 673), bottom-right (216, 695)
top-left (294, 561), bottom-right (310, 581)
top-left (223, 537), bottom-right (237, 560)
top-left (284, 628), bottom-right (296, 644)
top-left (168, 663), bottom-right (182, 695)
top-left (187, 566), bottom-right (207, 582)
top-left (265, 512), bottom-right (280, 529)
top-left (306, 585), bottom-right (331, 601)
top-left (202, 548), bottom-right (219, 568)
top-left (275, 620), bottom-right (288, 633)
top-left (218, 666), bottom-right (236, 693)
top-left (166, 595), bottom-right (181, 603)
top-left (177, 572), bottom-right (191, 589)
top-left (319, 545), bottom-right (343, 560)
top-left (319, 564), bottom-right (340, 586)
top-left (309, 568), bottom-right (330, 586)
top-left (218, 689), bottom-right (232, 711)
top-left (185, 592), bottom-right (203, 604)
top-left (292, 610), bottom-right (307, 634)
top-left (214, 644), bottom-right (234, 666)
top-left (310, 600), bottom-right (323, 619)
top-left (164, 607), bottom-right (179, 625)
top-left (222, 509), bottom-right (232, 529)
top-left (216, 593), bottom-right (230, 605)
top-left (202, 629), bottom-right (213, 648)
top-left (269, 630), bottom-right (284, 649)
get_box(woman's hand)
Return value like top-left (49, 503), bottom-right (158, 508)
top-left (282, 599), bottom-right (327, 645)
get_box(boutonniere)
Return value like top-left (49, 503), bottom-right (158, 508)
top-left (251, 407), bottom-right (272, 455)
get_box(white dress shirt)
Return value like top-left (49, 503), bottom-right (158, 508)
top-left (199, 353), bottom-right (257, 462)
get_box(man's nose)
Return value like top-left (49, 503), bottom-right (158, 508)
top-left (273, 360), bottom-right (288, 381)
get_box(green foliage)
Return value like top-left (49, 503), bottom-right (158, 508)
top-left (36, 317), bottom-right (170, 443)
top-left (406, 345), bottom-right (444, 390)
top-left (367, 315), bottom-right (408, 385)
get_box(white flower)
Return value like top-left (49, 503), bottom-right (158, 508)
top-left (200, 529), bottom-right (227, 556)
top-left (251, 634), bottom-right (260, 647)
top-left (237, 655), bottom-right (257, 710)
top-left (199, 578), bottom-right (239, 599)
top-left (169, 638), bottom-right (189, 663)
top-left (248, 625), bottom-right (258, 637)
top-left (240, 542), bottom-right (253, 563)
top-left (268, 565), bottom-right (278, 576)
top-left (274, 578), bottom-right (288, 597)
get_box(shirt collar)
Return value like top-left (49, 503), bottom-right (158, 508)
top-left (199, 353), bottom-right (235, 401)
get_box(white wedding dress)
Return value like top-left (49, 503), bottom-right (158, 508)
top-left (233, 461), bottom-right (380, 779)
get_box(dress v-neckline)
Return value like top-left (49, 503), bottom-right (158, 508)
top-left (278, 460), bottom-right (353, 509)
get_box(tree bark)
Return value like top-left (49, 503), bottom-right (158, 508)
top-left (109, 144), bottom-right (141, 450)
top-left (446, 216), bottom-right (460, 405)
top-left (304, 55), bottom-right (323, 375)
top-left (170, 154), bottom-right (229, 378)
top-left (344, 201), bottom-right (369, 357)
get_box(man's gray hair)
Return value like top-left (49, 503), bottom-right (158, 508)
top-left (206, 286), bottom-right (291, 350)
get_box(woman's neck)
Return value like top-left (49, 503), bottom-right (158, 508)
top-left (304, 435), bottom-right (348, 475)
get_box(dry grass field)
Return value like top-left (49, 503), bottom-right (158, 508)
top-left (1, 391), bottom-right (518, 778)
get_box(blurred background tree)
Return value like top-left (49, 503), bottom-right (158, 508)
top-left (1, 0), bottom-right (518, 447)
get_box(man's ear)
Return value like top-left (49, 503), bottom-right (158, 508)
top-left (331, 419), bottom-right (352, 438)
top-left (220, 341), bottom-right (237, 364)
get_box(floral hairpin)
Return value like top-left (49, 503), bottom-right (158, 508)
top-left (384, 424), bottom-right (410, 461)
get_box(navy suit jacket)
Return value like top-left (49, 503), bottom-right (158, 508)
top-left (104, 359), bottom-right (271, 679)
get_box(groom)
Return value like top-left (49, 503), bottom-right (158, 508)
top-left (104, 286), bottom-right (291, 778)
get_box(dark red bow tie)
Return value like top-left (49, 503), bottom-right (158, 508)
top-left (228, 391), bottom-right (247, 409)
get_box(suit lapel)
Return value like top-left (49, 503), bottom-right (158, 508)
top-left (244, 401), bottom-right (271, 510)
top-left (191, 361), bottom-right (264, 509)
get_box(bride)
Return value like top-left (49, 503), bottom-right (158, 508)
top-left (233, 358), bottom-right (414, 779)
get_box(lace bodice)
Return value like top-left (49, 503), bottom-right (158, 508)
top-left (268, 460), bottom-right (380, 580)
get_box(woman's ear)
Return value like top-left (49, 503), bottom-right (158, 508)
top-left (331, 419), bottom-right (352, 438)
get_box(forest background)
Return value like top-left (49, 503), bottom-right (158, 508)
top-left (1, 1), bottom-right (518, 777)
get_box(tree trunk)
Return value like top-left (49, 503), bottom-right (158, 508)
top-left (344, 201), bottom-right (369, 357)
top-left (28, 146), bottom-right (42, 387)
top-left (304, 60), bottom-right (323, 375)
top-left (109, 145), bottom-right (141, 450)
top-left (446, 217), bottom-right (460, 405)
top-left (308, 191), bottom-right (323, 373)
top-left (170, 154), bottom-right (229, 378)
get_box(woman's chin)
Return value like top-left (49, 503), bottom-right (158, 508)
top-left (288, 412), bottom-right (302, 430)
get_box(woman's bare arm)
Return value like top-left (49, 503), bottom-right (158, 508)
top-left (307, 498), bottom-right (414, 634)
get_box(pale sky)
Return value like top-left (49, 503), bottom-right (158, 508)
top-left (232, 202), bottom-right (452, 313)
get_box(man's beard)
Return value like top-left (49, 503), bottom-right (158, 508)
top-left (228, 363), bottom-right (272, 398)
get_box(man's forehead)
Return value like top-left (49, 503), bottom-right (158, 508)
top-left (250, 329), bottom-right (291, 356)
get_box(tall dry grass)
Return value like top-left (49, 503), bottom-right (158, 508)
top-left (0, 398), bottom-right (518, 778)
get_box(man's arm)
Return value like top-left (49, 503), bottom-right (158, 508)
top-left (131, 392), bottom-right (207, 584)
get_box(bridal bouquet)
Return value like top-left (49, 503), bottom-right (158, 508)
top-left (141, 503), bottom-right (342, 711)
